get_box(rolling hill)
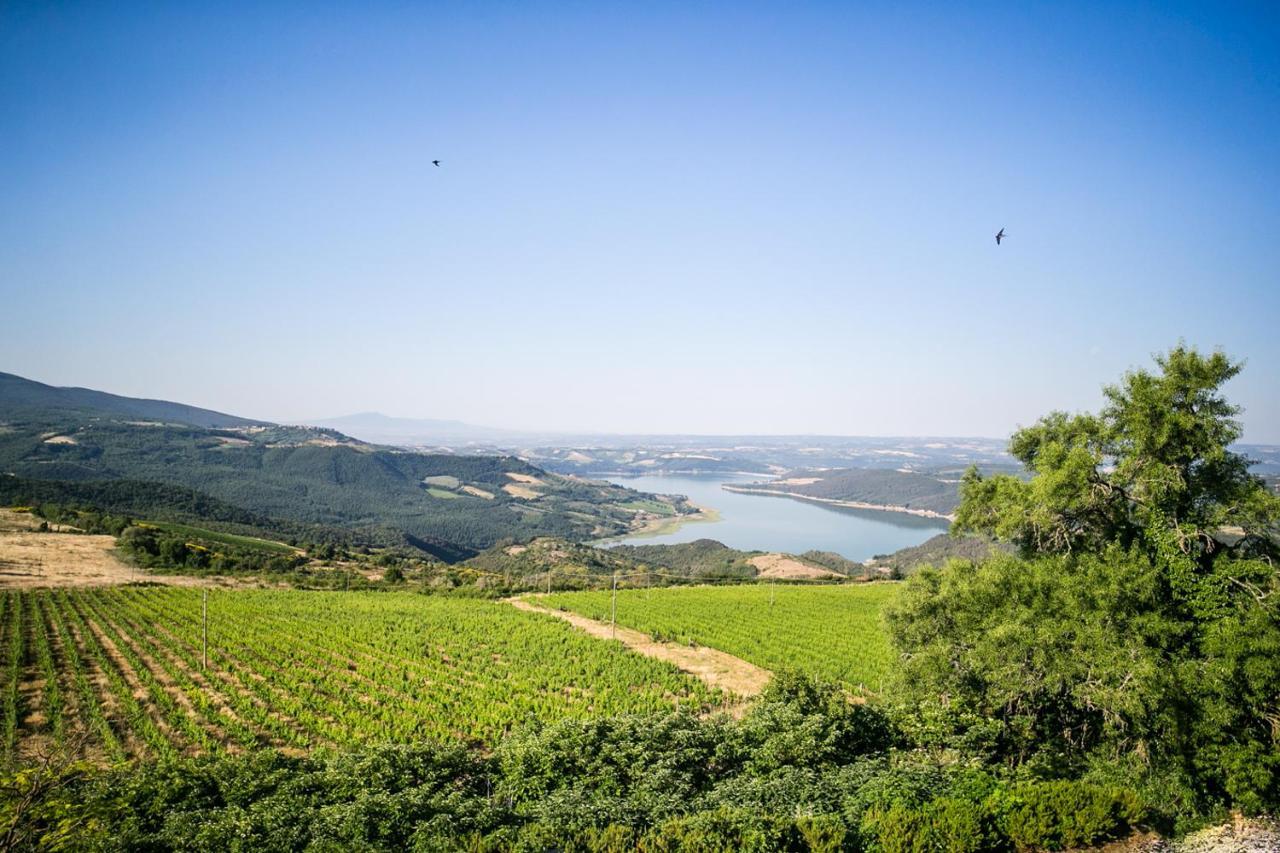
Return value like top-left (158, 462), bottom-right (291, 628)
top-left (0, 371), bottom-right (263, 429)
top-left (725, 468), bottom-right (964, 518)
top-left (0, 372), bottom-right (695, 559)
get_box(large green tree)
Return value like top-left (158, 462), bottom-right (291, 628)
top-left (953, 345), bottom-right (1278, 566)
top-left (887, 346), bottom-right (1280, 819)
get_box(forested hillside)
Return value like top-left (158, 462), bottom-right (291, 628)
top-left (863, 532), bottom-right (1012, 576)
top-left (0, 373), bottom-right (693, 558)
top-left (0, 371), bottom-right (261, 428)
top-left (729, 468), bottom-right (964, 516)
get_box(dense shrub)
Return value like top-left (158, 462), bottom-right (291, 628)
top-left (990, 780), bottom-right (1145, 850)
top-left (862, 796), bottom-right (993, 853)
top-left (638, 808), bottom-right (801, 852)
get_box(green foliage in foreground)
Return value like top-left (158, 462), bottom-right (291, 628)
top-left (3, 675), bottom-right (1148, 852)
top-left (891, 345), bottom-right (1280, 827)
top-left (954, 344), bottom-right (1279, 563)
top-left (543, 584), bottom-right (899, 692)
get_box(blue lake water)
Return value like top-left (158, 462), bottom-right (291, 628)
top-left (597, 473), bottom-right (948, 561)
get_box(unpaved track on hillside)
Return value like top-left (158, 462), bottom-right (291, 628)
top-left (508, 596), bottom-right (772, 699)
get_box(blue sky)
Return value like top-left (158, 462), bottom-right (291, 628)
top-left (2, 2), bottom-right (1278, 440)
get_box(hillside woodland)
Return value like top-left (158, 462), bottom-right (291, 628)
top-left (0, 373), bottom-right (696, 560)
top-left (731, 468), bottom-right (964, 517)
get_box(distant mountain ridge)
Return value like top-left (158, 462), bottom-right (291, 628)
top-left (0, 371), bottom-right (263, 429)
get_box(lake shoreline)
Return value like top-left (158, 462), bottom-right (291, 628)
top-left (606, 502), bottom-right (722, 545)
top-left (720, 485), bottom-right (956, 523)
top-left (594, 473), bottom-right (947, 560)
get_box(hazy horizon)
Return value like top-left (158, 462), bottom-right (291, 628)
top-left (3, 3), bottom-right (1278, 441)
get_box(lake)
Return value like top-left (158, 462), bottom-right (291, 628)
top-left (596, 473), bottom-right (948, 561)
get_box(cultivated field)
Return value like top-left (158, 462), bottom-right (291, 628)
top-left (0, 588), bottom-right (723, 766)
top-left (540, 583), bottom-right (901, 693)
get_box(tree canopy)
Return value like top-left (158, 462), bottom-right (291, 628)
top-left (888, 345), bottom-right (1280, 822)
top-left (954, 345), bottom-right (1278, 564)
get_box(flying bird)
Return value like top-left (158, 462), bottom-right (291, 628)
top-left (995, 228), bottom-right (1006, 245)
top-left (432, 160), bottom-right (441, 167)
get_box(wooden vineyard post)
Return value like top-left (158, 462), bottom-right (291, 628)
top-left (770, 578), bottom-right (776, 607)
top-left (611, 571), bottom-right (618, 639)
top-left (202, 588), bottom-right (208, 671)
top-left (547, 568), bottom-right (552, 595)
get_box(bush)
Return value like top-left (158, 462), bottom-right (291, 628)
top-left (795, 813), bottom-right (848, 852)
top-left (862, 797), bottom-right (993, 853)
top-left (990, 780), bottom-right (1145, 850)
top-left (856, 778), bottom-right (1144, 852)
top-left (638, 807), bottom-right (799, 852)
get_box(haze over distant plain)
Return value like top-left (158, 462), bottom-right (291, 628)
top-left (2, 3), bottom-right (1277, 441)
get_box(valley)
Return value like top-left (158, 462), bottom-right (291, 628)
top-left (2, 356), bottom-right (1277, 851)
top-left (6, 3), bottom-right (1278, 846)
top-left (0, 372), bottom-right (702, 562)
top-left (595, 473), bottom-right (949, 561)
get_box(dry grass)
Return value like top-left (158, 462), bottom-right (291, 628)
top-left (502, 483), bottom-right (541, 500)
top-left (750, 553), bottom-right (844, 580)
top-left (0, 510), bottom-right (217, 589)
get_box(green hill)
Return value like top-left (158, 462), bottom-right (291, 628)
top-left (730, 468), bottom-right (962, 516)
top-left (0, 371), bottom-right (263, 429)
top-left (0, 372), bottom-right (692, 559)
top-left (462, 537), bottom-right (805, 589)
top-left (864, 532), bottom-right (1013, 576)
top-left (609, 539), bottom-right (761, 578)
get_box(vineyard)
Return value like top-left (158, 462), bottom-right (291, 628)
top-left (0, 588), bottom-right (722, 767)
top-left (541, 583), bottom-right (901, 692)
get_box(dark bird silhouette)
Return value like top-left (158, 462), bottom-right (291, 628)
top-left (995, 228), bottom-right (1006, 245)
top-left (432, 160), bottom-right (441, 167)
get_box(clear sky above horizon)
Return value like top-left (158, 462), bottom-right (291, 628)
top-left (3, 2), bottom-right (1278, 441)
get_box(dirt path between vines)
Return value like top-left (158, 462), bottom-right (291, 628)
top-left (507, 597), bottom-right (772, 700)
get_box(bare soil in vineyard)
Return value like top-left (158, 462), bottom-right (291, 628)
top-left (0, 509), bottom-right (228, 589)
top-left (509, 596), bottom-right (772, 700)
